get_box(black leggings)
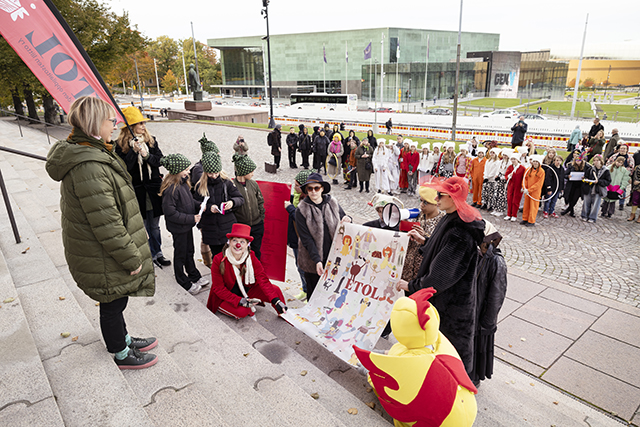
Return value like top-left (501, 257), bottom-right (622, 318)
top-left (99, 296), bottom-right (129, 353)
top-left (304, 272), bottom-right (320, 298)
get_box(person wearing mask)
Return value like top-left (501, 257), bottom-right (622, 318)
top-left (295, 174), bottom-right (350, 298)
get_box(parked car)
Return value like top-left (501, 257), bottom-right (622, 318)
top-left (523, 113), bottom-right (547, 120)
top-left (481, 109), bottom-right (519, 119)
top-left (427, 108), bottom-right (452, 116)
top-left (375, 107), bottom-right (393, 113)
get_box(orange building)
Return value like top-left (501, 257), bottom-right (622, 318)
top-left (566, 59), bottom-right (640, 87)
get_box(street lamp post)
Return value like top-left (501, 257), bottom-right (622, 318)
top-left (261, 0), bottom-right (276, 129)
top-left (451, 0), bottom-right (463, 141)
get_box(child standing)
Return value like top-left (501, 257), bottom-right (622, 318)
top-left (521, 155), bottom-right (546, 227)
top-left (542, 155), bottom-right (565, 219)
top-left (418, 143), bottom-right (431, 183)
top-left (435, 141), bottom-right (456, 178)
top-left (481, 148), bottom-right (501, 211)
top-left (454, 146), bottom-right (472, 180)
top-left (602, 156), bottom-right (630, 218)
top-left (491, 149), bottom-right (511, 217)
top-left (505, 155), bottom-right (525, 221)
top-left (160, 154), bottom-right (210, 295)
top-left (232, 154), bottom-right (265, 259)
top-left (405, 142), bottom-right (420, 195)
top-left (470, 147), bottom-right (487, 207)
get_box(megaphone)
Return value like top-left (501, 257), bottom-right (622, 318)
top-left (382, 203), bottom-right (420, 228)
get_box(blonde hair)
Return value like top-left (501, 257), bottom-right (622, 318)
top-left (67, 96), bottom-right (114, 137)
top-left (116, 125), bottom-right (155, 153)
top-left (195, 170), bottom-right (229, 197)
top-left (159, 173), bottom-right (188, 196)
top-left (441, 151), bottom-right (456, 164)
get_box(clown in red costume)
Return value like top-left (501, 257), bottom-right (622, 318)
top-left (206, 223), bottom-right (287, 319)
top-left (354, 288), bottom-right (477, 427)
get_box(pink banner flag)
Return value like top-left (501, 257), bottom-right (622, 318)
top-left (0, 0), bottom-right (121, 118)
top-left (256, 181), bottom-right (291, 282)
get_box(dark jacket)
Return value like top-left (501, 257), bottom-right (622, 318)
top-left (510, 121), bottom-right (528, 145)
top-left (366, 133), bottom-right (377, 150)
top-left (543, 163), bottom-right (565, 195)
top-left (588, 122), bottom-right (604, 137)
top-left (45, 128), bottom-right (154, 303)
top-left (582, 165), bottom-right (611, 197)
top-left (587, 136), bottom-right (606, 156)
top-left (115, 136), bottom-right (164, 217)
top-left (323, 126), bottom-right (333, 140)
top-left (470, 244), bottom-right (507, 382)
top-left (563, 162), bottom-right (587, 202)
top-left (232, 178), bottom-right (265, 227)
top-left (299, 131), bottom-right (312, 153)
top-left (407, 212), bottom-right (485, 373)
top-left (162, 178), bottom-right (200, 234)
top-left (268, 128), bottom-right (282, 156)
top-left (355, 144), bottom-right (374, 181)
top-left (603, 133), bottom-right (620, 160)
top-left (312, 135), bottom-right (330, 156)
top-left (285, 194), bottom-right (303, 249)
top-left (362, 218), bottom-right (399, 231)
top-left (286, 132), bottom-right (299, 151)
top-left (195, 176), bottom-right (245, 246)
top-left (385, 119), bottom-right (392, 130)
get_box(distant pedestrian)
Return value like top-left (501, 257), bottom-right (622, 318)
top-left (312, 129), bottom-right (330, 174)
top-left (510, 116), bottom-right (528, 148)
top-left (298, 125), bottom-right (312, 169)
top-left (385, 118), bottom-right (393, 135)
top-left (268, 124), bottom-right (282, 169)
top-left (588, 117), bottom-right (604, 138)
top-left (568, 125), bottom-right (581, 152)
top-left (286, 127), bottom-right (299, 168)
top-left (233, 135), bottom-right (249, 156)
top-left (537, 106), bottom-right (542, 114)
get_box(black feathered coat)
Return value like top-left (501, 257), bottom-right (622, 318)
top-left (194, 176), bottom-right (244, 246)
top-left (407, 212), bottom-right (485, 373)
top-left (470, 244), bottom-right (507, 382)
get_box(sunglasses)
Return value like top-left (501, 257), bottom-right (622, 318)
top-left (306, 185), bottom-right (323, 192)
top-left (107, 118), bottom-right (118, 127)
top-left (436, 192), bottom-right (449, 198)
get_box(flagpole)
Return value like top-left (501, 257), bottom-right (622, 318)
top-left (154, 58), bottom-right (160, 95)
top-left (323, 43), bottom-right (326, 92)
top-left (369, 40), bottom-right (372, 102)
top-left (571, 14), bottom-right (589, 118)
top-left (423, 35), bottom-right (430, 108)
top-left (395, 39), bottom-right (399, 106)
top-left (345, 41), bottom-right (348, 95)
top-left (134, 56), bottom-right (144, 111)
top-left (191, 22), bottom-right (201, 90)
top-left (380, 33), bottom-right (385, 108)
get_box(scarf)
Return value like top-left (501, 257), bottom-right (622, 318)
top-left (224, 247), bottom-right (255, 300)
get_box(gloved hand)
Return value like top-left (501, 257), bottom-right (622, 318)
top-left (272, 298), bottom-right (288, 314)
top-left (239, 298), bottom-right (250, 308)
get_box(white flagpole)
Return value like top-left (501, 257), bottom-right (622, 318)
top-left (154, 58), bottom-right (160, 95)
top-left (395, 39), bottom-right (399, 105)
top-left (323, 43), bottom-right (326, 92)
top-left (369, 40), bottom-right (372, 102)
top-left (571, 14), bottom-right (589, 118)
top-left (380, 33), bottom-right (385, 108)
top-left (423, 34), bottom-right (430, 106)
top-left (345, 41), bottom-right (348, 95)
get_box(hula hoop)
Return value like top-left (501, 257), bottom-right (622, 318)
top-left (521, 163), bottom-right (559, 203)
top-left (327, 153), bottom-right (341, 180)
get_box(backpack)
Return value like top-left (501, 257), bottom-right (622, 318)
top-left (267, 133), bottom-right (272, 146)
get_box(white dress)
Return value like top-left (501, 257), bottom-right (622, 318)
top-left (373, 147), bottom-right (390, 192)
top-left (418, 153), bottom-right (432, 182)
top-left (387, 145), bottom-right (401, 192)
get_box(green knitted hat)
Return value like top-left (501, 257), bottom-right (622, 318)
top-left (199, 132), bottom-right (219, 154)
top-left (232, 154), bottom-right (257, 176)
top-left (294, 168), bottom-right (316, 185)
top-left (201, 151), bottom-right (222, 174)
top-left (160, 154), bottom-right (191, 175)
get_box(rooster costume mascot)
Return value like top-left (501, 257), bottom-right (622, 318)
top-left (354, 288), bottom-right (477, 427)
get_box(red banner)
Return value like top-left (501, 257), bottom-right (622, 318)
top-left (0, 0), bottom-right (119, 118)
top-left (256, 181), bottom-right (291, 282)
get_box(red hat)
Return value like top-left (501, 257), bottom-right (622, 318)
top-left (423, 176), bottom-right (482, 223)
top-left (226, 223), bottom-right (254, 242)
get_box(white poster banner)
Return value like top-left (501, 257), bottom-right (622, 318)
top-left (282, 223), bottom-right (410, 365)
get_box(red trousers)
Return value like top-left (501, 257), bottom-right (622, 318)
top-left (217, 285), bottom-right (285, 319)
top-left (399, 170), bottom-right (408, 189)
top-left (507, 182), bottom-right (523, 217)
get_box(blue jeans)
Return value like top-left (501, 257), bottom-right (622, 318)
top-left (543, 192), bottom-right (559, 214)
top-left (143, 210), bottom-right (163, 259)
top-left (582, 193), bottom-right (602, 222)
top-left (292, 247), bottom-right (308, 293)
top-left (619, 189), bottom-right (626, 208)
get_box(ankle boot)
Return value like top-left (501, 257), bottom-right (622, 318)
top-left (365, 181), bottom-right (370, 193)
top-left (359, 183), bottom-right (364, 193)
top-left (201, 243), bottom-right (212, 268)
top-left (628, 213), bottom-right (636, 222)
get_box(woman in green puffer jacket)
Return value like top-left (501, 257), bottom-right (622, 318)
top-left (46, 96), bottom-right (158, 370)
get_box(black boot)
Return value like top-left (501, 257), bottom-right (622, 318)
top-left (365, 181), bottom-right (370, 193)
top-left (359, 183), bottom-right (364, 193)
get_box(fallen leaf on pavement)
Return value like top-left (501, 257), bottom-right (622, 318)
top-left (366, 402), bottom-right (375, 409)
top-left (553, 401), bottom-right (559, 405)
top-left (243, 352), bottom-right (250, 357)
top-left (530, 383), bottom-right (535, 386)
top-left (300, 370), bottom-right (308, 376)
top-left (365, 386), bottom-right (373, 393)
top-left (521, 338), bottom-right (526, 342)
top-left (21, 247), bottom-right (30, 254)
top-left (295, 341), bottom-right (301, 345)
top-left (95, 302), bottom-right (100, 306)
top-left (310, 392), bottom-right (319, 399)
top-left (59, 296), bottom-right (65, 300)
top-left (3, 297), bottom-right (15, 303)
top-left (508, 344), bottom-right (513, 348)
top-left (60, 332), bottom-right (70, 338)
top-left (347, 408), bottom-right (358, 415)
top-left (71, 336), bottom-right (78, 342)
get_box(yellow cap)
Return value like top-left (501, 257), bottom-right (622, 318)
top-left (418, 186), bottom-right (437, 205)
top-left (121, 106), bottom-right (149, 128)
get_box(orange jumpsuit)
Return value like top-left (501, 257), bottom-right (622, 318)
top-left (470, 157), bottom-right (486, 203)
top-left (522, 166), bottom-right (546, 224)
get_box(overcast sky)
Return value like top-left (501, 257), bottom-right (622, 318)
top-left (104, 0), bottom-right (639, 59)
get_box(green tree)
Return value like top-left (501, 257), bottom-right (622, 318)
top-left (148, 36), bottom-right (179, 78)
top-left (178, 38), bottom-right (222, 92)
top-left (583, 78), bottom-right (595, 88)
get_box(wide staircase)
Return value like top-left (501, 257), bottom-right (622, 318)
top-left (0, 121), bottom-right (391, 427)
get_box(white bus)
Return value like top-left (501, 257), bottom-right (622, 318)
top-left (290, 93), bottom-right (357, 111)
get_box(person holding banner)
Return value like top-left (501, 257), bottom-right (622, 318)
top-left (295, 173), bottom-right (351, 298)
top-left (206, 224), bottom-right (287, 319)
top-left (396, 176), bottom-right (485, 374)
top-left (46, 96), bottom-right (157, 370)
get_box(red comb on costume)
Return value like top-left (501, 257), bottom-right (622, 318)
top-left (408, 287), bottom-right (437, 330)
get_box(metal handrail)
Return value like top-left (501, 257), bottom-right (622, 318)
top-left (0, 107), bottom-right (69, 145)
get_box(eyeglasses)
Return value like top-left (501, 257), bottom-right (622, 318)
top-left (107, 118), bottom-right (118, 127)
top-left (436, 192), bottom-right (449, 199)
top-left (420, 199), bottom-right (428, 205)
top-left (306, 185), bottom-right (323, 192)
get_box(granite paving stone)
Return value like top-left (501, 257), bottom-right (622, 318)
top-left (591, 309), bottom-right (640, 348)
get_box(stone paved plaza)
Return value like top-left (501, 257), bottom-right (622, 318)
top-left (148, 121), bottom-right (640, 308)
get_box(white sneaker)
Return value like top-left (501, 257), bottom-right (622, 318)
top-left (492, 211), bottom-right (503, 216)
top-left (194, 277), bottom-right (210, 288)
top-left (510, 217), bottom-right (517, 222)
top-left (188, 282), bottom-right (203, 295)
top-left (504, 216), bottom-right (511, 221)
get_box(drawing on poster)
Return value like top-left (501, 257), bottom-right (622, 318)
top-left (282, 223), bottom-right (409, 365)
